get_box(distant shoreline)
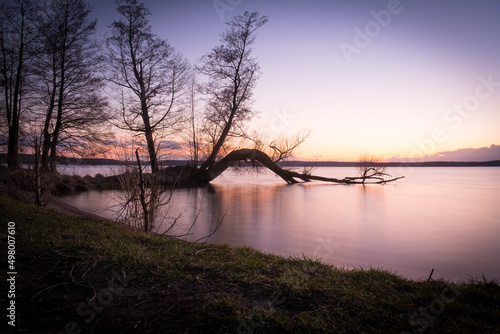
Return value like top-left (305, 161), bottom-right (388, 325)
top-left (1, 153), bottom-right (499, 167)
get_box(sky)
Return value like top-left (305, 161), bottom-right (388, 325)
top-left (87, 0), bottom-right (500, 162)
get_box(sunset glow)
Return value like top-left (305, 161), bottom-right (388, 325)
top-left (3, 2), bottom-right (500, 328)
top-left (88, 0), bottom-right (500, 162)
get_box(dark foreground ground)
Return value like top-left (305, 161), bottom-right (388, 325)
top-left (1, 196), bottom-right (499, 333)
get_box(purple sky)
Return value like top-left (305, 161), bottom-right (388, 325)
top-left (87, 0), bottom-right (500, 162)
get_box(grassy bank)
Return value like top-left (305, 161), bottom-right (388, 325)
top-left (1, 196), bottom-right (499, 333)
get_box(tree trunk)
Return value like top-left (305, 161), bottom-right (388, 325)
top-left (49, 20), bottom-right (68, 173)
top-left (144, 125), bottom-right (159, 174)
top-left (49, 92), bottom-right (64, 172)
top-left (198, 103), bottom-right (237, 172)
top-left (202, 149), bottom-right (296, 184)
top-left (34, 138), bottom-right (42, 206)
top-left (137, 61), bottom-right (159, 173)
top-left (140, 97), bottom-right (159, 173)
top-left (49, 75), bottom-right (65, 172)
top-left (198, 24), bottom-right (249, 172)
top-left (6, 39), bottom-right (24, 169)
top-left (7, 120), bottom-right (20, 169)
top-left (41, 102), bottom-right (56, 171)
top-left (200, 148), bottom-right (405, 185)
top-left (136, 149), bottom-right (152, 232)
top-left (41, 63), bottom-right (59, 171)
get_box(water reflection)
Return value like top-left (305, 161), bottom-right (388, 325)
top-left (58, 167), bottom-right (500, 282)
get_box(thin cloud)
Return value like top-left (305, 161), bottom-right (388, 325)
top-left (389, 144), bottom-right (500, 162)
top-left (427, 145), bottom-right (500, 162)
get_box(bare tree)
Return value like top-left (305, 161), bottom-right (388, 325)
top-left (113, 148), bottom-right (225, 239)
top-left (105, 10), bottom-right (403, 188)
top-left (356, 154), bottom-right (387, 184)
top-left (268, 131), bottom-right (311, 164)
top-left (0, 0), bottom-right (38, 168)
top-left (164, 11), bottom-right (403, 187)
top-left (114, 149), bottom-right (163, 232)
top-left (106, 0), bottom-right (189, 173)
top-left (33, 0), bottom-right (110, 172)
top-left (197, 11), bottom-right (269, 173)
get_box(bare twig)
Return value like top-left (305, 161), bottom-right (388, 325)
top-left (195, 248), bottom-right (214, 256)
top-left (32, 283), bottom-right (70, 300)
top-left (39, 260), bottom-right (60, 280)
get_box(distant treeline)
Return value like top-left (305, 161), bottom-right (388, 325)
top-left (281, 160), bottom-right (500, 167)
top-left (2, 154), bottom-right (499, 168)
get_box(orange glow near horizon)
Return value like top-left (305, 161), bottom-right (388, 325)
top-left (79, 0), bottom-right (500, 164)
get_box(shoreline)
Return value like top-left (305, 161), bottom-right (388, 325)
top-left (47, 196), bottom-right (110, 220)
top-left (2, 196), bottom-right (500, 333)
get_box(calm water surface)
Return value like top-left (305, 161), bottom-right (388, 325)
top-left (58, 166), bottom-right (500, 282)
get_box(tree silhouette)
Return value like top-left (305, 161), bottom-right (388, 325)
top-left (0, 0), bottom-right (38, 168)
top-left (356, 154), bottom-right (388, 184)
top-left (106, 0), bottom-right (189, 173)
top-left (173, 11), bottom-right (404, 186)
top-left (34, 0), bottom-right (110, 171)
top-left (197, 11), bottom-right (268, 172)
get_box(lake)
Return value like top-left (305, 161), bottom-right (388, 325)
top-left (57, 166), bottom-right (500, 282)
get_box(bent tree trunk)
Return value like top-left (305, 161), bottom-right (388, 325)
top-left (200, 149), bottom-right (404, 185)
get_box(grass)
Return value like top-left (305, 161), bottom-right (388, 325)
top-left (1, 196), bottom-right (499, 333)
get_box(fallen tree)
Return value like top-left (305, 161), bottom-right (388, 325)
top-left (180, 12), bottom-right (404, 188)
top-left (154, 149), bottom-right (404, 187)
top-left (99, 11), bottom-right (403, 190)
top-left (199, 148), bottom-right (404, 185)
